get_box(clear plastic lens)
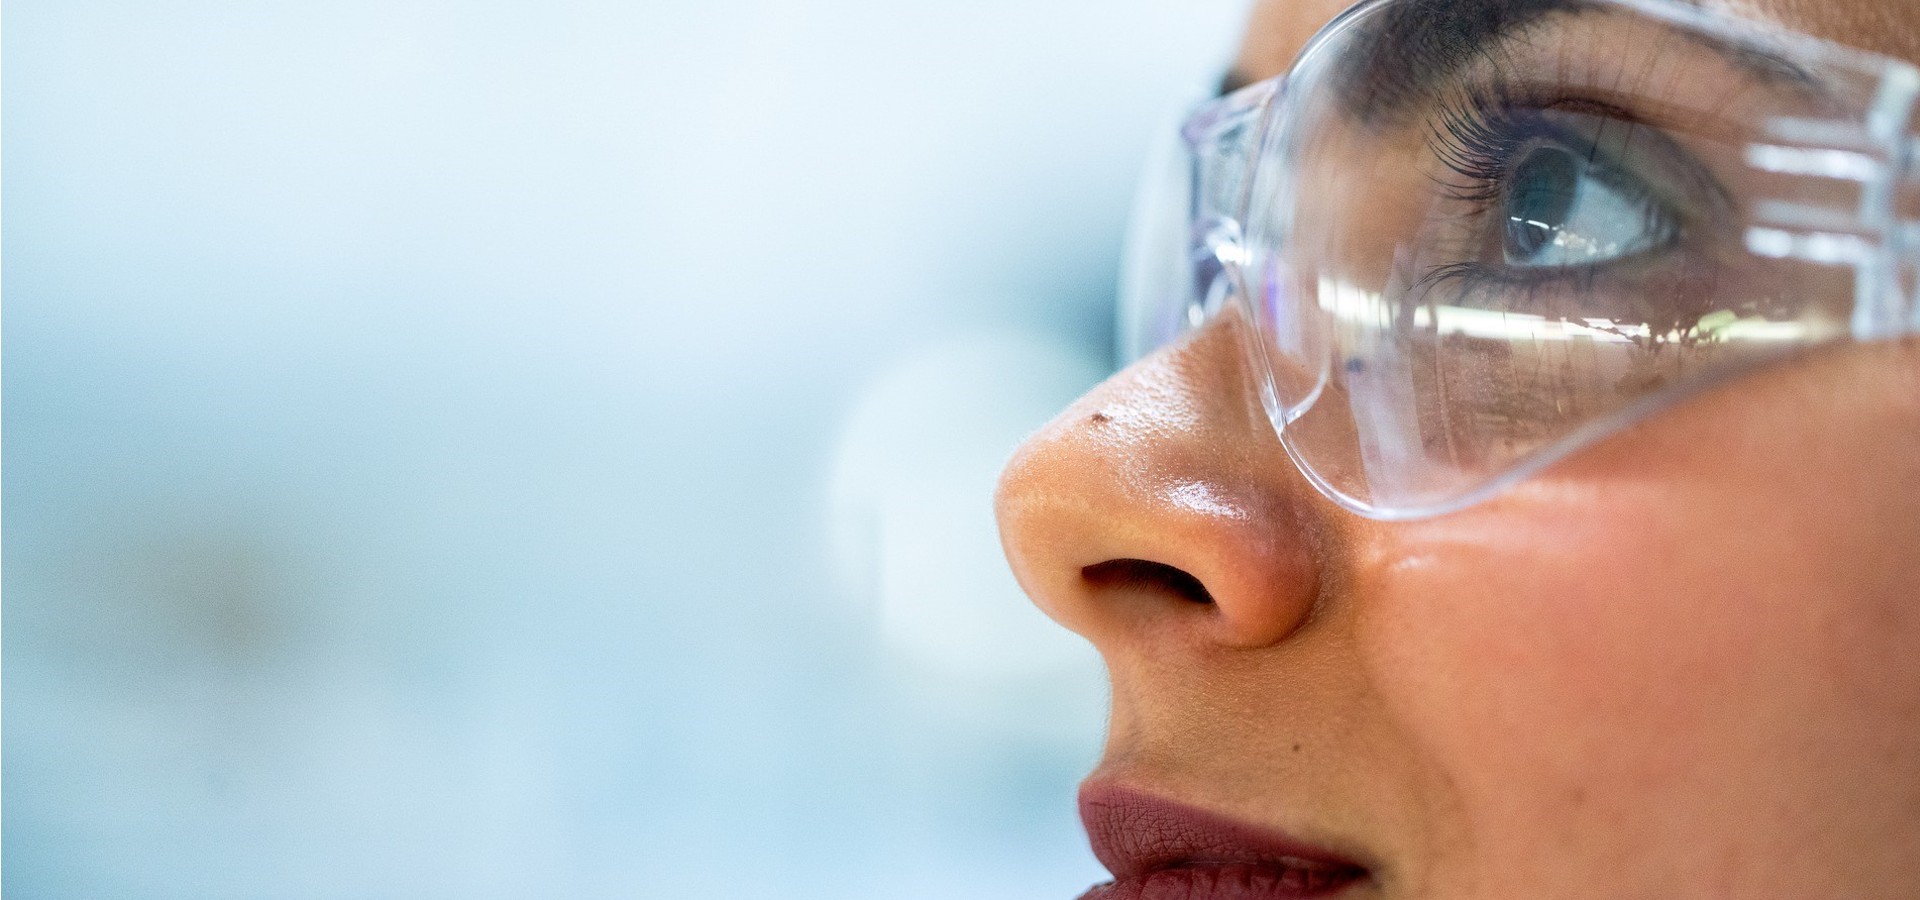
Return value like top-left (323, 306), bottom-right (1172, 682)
top-left (1122, 0), bottom-right (1918, 518)
top-left (1117, 112), bottom-right (1200, 365)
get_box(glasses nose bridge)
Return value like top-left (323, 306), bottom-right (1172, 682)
top-left (1182, 78), bottom-right (1282, 331)
top-left (1185, 219), bottom-right (1245, 330)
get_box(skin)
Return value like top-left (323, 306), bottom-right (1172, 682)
top-left (994, 1), bottom-right (1920, 897)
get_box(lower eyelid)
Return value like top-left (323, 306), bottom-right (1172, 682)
top-left (1415, 246), bottom-right (1728, 344)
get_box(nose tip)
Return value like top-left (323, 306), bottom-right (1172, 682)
top-left (994, 315), bottom-right (1326, 652)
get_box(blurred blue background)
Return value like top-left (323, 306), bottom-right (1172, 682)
top-left (4, 1), bottom-right (1247, 896)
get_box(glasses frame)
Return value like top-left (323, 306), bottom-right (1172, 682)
top-left (1119, 0), bottom-right (1920, 520)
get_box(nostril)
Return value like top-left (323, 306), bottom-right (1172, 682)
top-left (1081, 558), bottom-right (1216, 605)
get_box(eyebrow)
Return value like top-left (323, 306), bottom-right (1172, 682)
top-left (1223, 0), bottom-right (1812, 116)
top-left (1337, 0), bottom-right (1591, 117)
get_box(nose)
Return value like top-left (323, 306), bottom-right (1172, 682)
top-left (995, 313), bottom-right (1329, 652)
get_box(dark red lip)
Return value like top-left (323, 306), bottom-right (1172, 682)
top-left (1077, 783), bottom-right (1368, 900)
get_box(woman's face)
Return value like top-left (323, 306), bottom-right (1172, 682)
top-left (995, 1), bottom-right (1920, 897)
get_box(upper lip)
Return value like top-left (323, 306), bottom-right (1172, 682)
top-left (1079, 782), bottom-right (1369, 883)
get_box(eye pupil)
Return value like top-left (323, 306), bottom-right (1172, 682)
top-left (1504, 147), bottom-right (1580, 260)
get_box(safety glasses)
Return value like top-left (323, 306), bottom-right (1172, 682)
top-left (1119, 0), bottom-right (1920, 519)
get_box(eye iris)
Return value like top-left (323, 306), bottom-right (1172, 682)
top-left (1504, 147), bottom-right (1579, 261)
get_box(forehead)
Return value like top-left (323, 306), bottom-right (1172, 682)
top-left (1231, 0), bottom-right (1920, 82)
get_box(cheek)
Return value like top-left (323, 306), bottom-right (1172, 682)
top-left (1331, 344), bottom-right (1920, 892)
top-left (1361, 501), bottom-right (1728, 792)
top-left (1347, 481), bottom-right (1885, 884)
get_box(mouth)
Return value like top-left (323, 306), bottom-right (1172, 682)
top-left (1076, 783), bottom-right (1369, 900)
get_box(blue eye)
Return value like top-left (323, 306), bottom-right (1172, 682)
top-left (1501, 144), bottom-right (1673, 268)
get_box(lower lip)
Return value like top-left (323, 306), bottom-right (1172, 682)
top-left (1078, 863), bottom-right (1362, 900)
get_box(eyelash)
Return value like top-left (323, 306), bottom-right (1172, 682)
top-left (1429, 87), bottom-right (1556, 209)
